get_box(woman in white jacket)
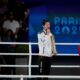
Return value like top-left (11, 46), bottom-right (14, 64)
top-left (38, 19), bottom-right (57, 80)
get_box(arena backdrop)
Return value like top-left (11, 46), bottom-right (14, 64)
top-left (28, 4), bottom-right (80, 55)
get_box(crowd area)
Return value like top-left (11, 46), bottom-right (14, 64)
top-left (0, 0), bottom-right (29, 76)
top-left (0, 0), bottom-right (29, 43)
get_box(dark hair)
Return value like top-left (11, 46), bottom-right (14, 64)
top-left (5, 29), bottom-right (15, 40)
top-left (42, 19), bottom-right (49, 25)
top-left (9, 12), bottom-right (14, 16)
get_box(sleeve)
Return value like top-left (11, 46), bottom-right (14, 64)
top-left (53, 36), bottom-right (57, 54)
top-left (16, 21), bottom-right (20, 28)
top-left (37, 33), bottom-right (43, 55)
top-left (3, 21), bottom-right (6, 28)
top-left (51, 34), bottom-right (57, 54)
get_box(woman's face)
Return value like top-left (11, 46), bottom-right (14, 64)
top-left (43, 22), bottom-right (50, 30)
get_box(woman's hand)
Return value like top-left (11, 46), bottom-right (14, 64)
top-left (46, 29), bottom-right (50, 35)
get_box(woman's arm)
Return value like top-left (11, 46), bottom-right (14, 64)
top-left (50, 34), bottom-right (57, 55)
top-left (37, 33), bottom-right (43, 57)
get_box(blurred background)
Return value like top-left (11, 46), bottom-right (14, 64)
top-left (0, 0), bottom-right (80, 80)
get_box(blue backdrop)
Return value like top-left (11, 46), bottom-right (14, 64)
top-left (28, 5), bottom-right (80, 54)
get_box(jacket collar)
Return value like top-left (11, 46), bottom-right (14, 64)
top-left (43, 29), bottom-right (47, 35)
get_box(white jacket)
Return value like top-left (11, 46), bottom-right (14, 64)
top-left (38, 30), bottom-right (57, 57)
